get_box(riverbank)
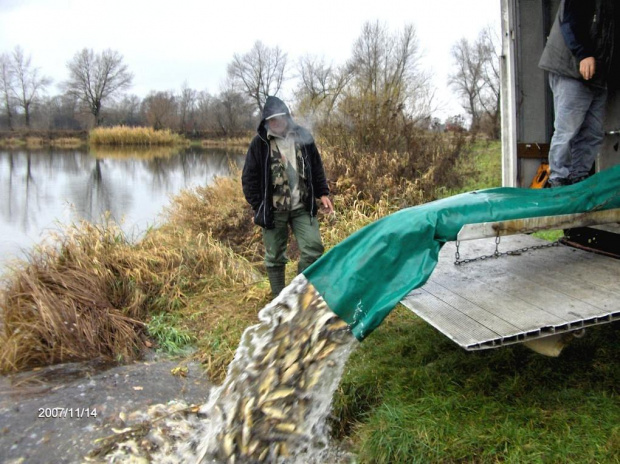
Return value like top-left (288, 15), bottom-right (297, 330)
top-left (0, 130), bottom-right (88, 148)
top-left (0, 129), bottom-right (251, 150)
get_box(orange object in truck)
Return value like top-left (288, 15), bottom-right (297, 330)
top-left (530, 163), bottom-right (550, 188)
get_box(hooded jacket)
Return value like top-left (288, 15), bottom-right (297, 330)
top-left (241, 96), bottom-right (330, 229)
top-left (539, 0), bottom-right (615, 88)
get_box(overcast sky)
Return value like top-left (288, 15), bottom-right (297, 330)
top-left (0, 0), bottom-right (500, 119)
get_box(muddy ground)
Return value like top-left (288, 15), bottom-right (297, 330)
top-left (0, 353), bottom-right (210, 463)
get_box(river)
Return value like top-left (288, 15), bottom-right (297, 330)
top-left (0, 146), bottom-right (245, 274)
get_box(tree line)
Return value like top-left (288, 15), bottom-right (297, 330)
top-left (0, 21), bottom-right (500, 148)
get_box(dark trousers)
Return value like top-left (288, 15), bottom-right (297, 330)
top-left (263, 208), bottom-right (324, 273)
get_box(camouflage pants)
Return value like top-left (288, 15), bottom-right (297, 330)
top-left (263, 208), bottom-right (324, 273)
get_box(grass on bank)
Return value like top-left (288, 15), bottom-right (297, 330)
top-left (89, 126), bottom-right (187, 146)
top-left (199, 136), bottom-right (252, 149)
top-left (0, 136), bottom-right (84, 148)
top-left (443, 138), bottom-right (503, 195)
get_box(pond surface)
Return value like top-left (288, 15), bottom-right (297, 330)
top-left (0, 146), bottom-right (245, 274)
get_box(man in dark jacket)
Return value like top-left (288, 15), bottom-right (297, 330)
top-left (242, 96), bottom-right (334, 296)
top-left (539, 0), bottom-right (615, 187)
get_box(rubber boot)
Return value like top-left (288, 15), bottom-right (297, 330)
top-left (298, 262), bottom-right (309, 275)
top-left (298, 257), bottom-right (319, 275)
top-left (266, 265), bottom-right (286, 297)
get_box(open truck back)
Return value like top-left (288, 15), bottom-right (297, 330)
top-left (400, 0), bottom-right (620, 356)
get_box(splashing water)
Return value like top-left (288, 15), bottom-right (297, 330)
top-left (93, 274), bottom-right (358, 463)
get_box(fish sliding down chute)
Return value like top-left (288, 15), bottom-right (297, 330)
top-left (304, 165), bottom-right (620, 340)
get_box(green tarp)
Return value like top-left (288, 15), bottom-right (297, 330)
top-left (304, 165), bottom-right (620, 340)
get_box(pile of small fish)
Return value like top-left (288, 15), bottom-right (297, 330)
top-left (90, 275), bottom-right (357, 463)
top-left (88, 401), bottom-right (204, 463)
top-left (189, 275), bottom-right (356, 463)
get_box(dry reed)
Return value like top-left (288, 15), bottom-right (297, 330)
top-left (0, 222), bottom-right (145, 371)
top-left (321, 132), bottom-right (465, 208)
top-left (24, 137), bottom-right (46, 147)
top-left (0, 213), bottom-right (258, 373)
top-left (90, 145), bottom-right (181, 160)
top-left (201, 136), bottom-right (252, 148)
top-left (165, 170), bottom-right (264, 264)
top-left (0, 138), bottom-right (25, 147)
top-left (50, 137), bottom-right (85, 148)
top-left (89, 126), bottom-right (186, 146)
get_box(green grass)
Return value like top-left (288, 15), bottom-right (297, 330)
top-left (333, 307), bottom-right (620, 463)
top-left (147, 312), bottom-right (195, 355)
top-left (449, 139), bottom-right (503, 195)
top-left (533, 229), bottom-right (565, 242)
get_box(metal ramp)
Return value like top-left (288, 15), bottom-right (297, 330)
top-left (401, 213), bottom-right (620, 352)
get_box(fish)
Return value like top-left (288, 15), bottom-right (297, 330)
top-left (281, 362), bottom-right (301, 384)
top-left (261, 406), bottom-right (287, 420)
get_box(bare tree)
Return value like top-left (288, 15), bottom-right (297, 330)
top-left (227, 41), bottom-right (287, 113)
top-left (213, 87), bottom-right (254, 136)
top-left (0, 53), bottom-right (15, 129)
top-left (478, 26), bottom-right (501, 138)
top-left (349, 21), bottom-right (431, 116)
top-left (115, 94), bottom-right (142, 126)
top-left (340, 21), bottom-right (433, 151)
top-left (64, 48), bottom-right (133, 126)
top-left (141, 91), bottom-right (178, 130)
top-left (449, 37), bottom-right (482, 126)
top-left (178, 81), bottom-right (197, 132)
top-left (295, 54), bottom-right (350, 122)
top-left (195, 90), bottom-right (215, 131)
top-left (45, 93), bottom-right (81, 130)
top-left (106, 94), bottom-right (142, 126)
top-left (449, 26), bottom-right (500, 137)
top-left (10, 46), bottom-right (51, 128)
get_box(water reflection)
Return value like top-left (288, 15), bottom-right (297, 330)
top-left (0, 146), bottom-right (245, 272)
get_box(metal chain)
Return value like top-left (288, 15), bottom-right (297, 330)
top-left (454, 234), bottom-right (561, 266)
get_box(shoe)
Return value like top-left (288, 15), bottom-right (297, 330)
top-left (570, 175), bottom-right (589, 184)
top-left (548, 177), bottom-right (571, 188)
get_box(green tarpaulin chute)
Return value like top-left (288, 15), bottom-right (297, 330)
top-left (304, 165), bottom-right (620, 340)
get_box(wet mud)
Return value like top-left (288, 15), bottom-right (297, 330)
top-left (0, 354), bottom-right (209, 464)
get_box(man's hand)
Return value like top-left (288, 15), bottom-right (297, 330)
top-left (580, 57), bottom-right (596, 80)
top-left (319, 195), bottom-right (334, 214)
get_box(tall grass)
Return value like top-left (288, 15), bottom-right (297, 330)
top-left (0, 221), bottom-right (146, 371)
top-left (448, 138), bottom-right (502, 194)
top-left (0, 214), bottom-right (258, 373)
top-left (164, 171), bottom-right (264, 265)
top-left (89, 126), bottom-right (186, 146)
top-left (200, 136), bottom-right (252, 148)
top-left (322, 132), bottom-right (466, 208)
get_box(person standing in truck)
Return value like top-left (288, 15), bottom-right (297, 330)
top-left (242, 96), bottom-right (334, 297)
top-left (539, 0), bottom-right (616, 187)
